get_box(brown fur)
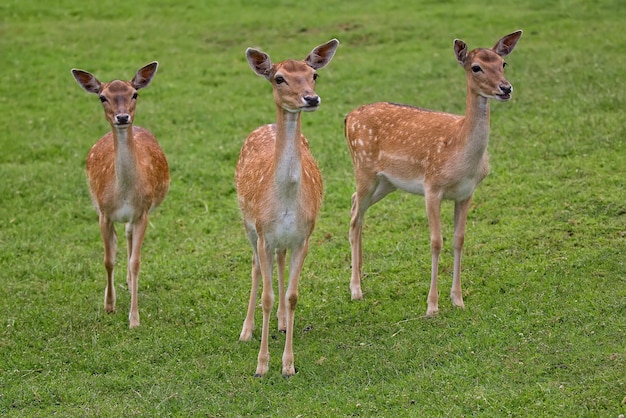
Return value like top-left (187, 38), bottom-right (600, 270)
top-left (86, 127), bottom-right (169, 217)
top-left (236, 124), bottom-right (323, 238)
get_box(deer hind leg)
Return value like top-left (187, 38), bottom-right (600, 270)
top-left (100, 215), bottom-right (117, 314)
top-left (349, 176), bottom-right (396, 300)
top-left (240, 227), bottom-right (260, 341)
top-left (127, 215), bottom-right (148, 328)
top-left (276, 248), bottom-right (287, 332)
top-left (255, 235), bottom-right (274, 377)
top-left (451, 198), bottom-right (472, 309)
top-left (425, 191), bottom-right (443, 316)
top-left (282, 240), bottom-right (309, 377)
top-left (349, 191), bottom-right (366, 300)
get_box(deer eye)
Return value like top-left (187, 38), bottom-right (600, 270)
top-left (503, 62), bottom-right (508, 69)
top-left (132, 92), bottom-right (138, 100)
top-left (275, 75), bottom-right (285, 84)
top-left (99, 95), bottom-right (108, 103)
top-left (471, 65), bottom-right (482, 73)
top-left (313, 73), bottom-right (319, 81)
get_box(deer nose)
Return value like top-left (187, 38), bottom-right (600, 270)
top-left (116, 114), bottom-right (130, 124)
top-left (304, 95), bottom-right (320, 107)
top-left (500, 84), bottom-right (512, 95)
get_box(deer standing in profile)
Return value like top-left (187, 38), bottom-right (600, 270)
top-left (236, 39), bottom-right (339, 377)
top-left (345, 31), bottom-right (522, 316)
top-left (71, 62), bottom-right (170, 328)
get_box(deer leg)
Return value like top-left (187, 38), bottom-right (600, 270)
top-left (127, 215), bottom-right (148, 329)
top-left (349, 177), bottom-right (396, 300)
top-left (240, 227), bottom-right (260, 341)
top-left (451, 198), bottom-right (472, 309)
top-left (276, 249), bottom-right (287, 332)
top-left (126, 222), bottom-right (133, 290)
top-left (425, 192), bottom-right (443, 316)
top-left (282, 240), bottom-right (309, 377)
top-left (349, 192), bottom-right (366, 300)
top-left (255, 235), bottom-right (274, 377)
top-left (240, 253), bottom-right (260, 341)
top-left (100, 215), bottom-right (117, 314)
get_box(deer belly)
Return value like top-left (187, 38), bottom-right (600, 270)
top-left (266, 211), bottom-right (309, 249)
top-left (382, 171), bottom-right (478, 201)
top-left (444, 178), bottom-right (479, 201)
top-left (112, 200), bottom-right (138, 222)
top-left (381, 171), bottom-right (426, 196)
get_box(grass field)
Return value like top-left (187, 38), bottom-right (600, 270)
top-left (1, 0), bottom-right (624, 416)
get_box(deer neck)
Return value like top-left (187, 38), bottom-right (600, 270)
top-left (273, 108), bottom-right (303, 200)
top-left (112, 125), bottom-right (140, 191)
top-left (461, 89), bottom-right (491, 162)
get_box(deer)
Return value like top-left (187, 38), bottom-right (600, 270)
top-left (345, 30), bottom-right (522, 316)
top-left (235, 39), bottom-right (339, 377)
top-left (71, 62), bottom-right (170, 328)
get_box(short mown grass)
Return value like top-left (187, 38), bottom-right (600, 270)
top-left (1, 0), bottom-right (624, 416)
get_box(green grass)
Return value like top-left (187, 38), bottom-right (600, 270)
top-left (1, 0), bottom-right (624, 416)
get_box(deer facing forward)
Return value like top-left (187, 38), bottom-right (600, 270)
top-left (71, 62), bottom-right (170, 328)
top-left (236, 39), bottom-right (339, 376)
top-left (345, 31), bottom-right (522, 316)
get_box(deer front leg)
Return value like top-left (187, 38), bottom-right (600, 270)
top-left (451, 198), bottom-right (472, 309)
top-left (100, 215), bottom-right (117, 314)
top-left (255, 236), bottom-right (274, 377)
top-left (126, 222), bottom-right (133, 290)
top-left (240, 252), bottom-right (260, 341)
top-left (425, 192), bottom-right (443, 316)
top-left (276, 249), bottom-right (287, 332)
top-left (127, 215), bottom-right (148, 329)
top-left (282, 240), bottom-right (308, 377)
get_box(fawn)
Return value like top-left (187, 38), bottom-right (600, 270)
top-left (71, 62), bottom-right (170, 328)
top-left (345, 31), bottom-right (522, 316)
top-left (236, 39), bottom-right (339, 376)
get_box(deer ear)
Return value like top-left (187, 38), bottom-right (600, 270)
top-left (492, 30), bottom-right (522, 57)
top-left (132, 61), bottom-right (158, 90)
top-left (304, 38), bottom-right (339, 70)
top-left (246, 48), bottom-right (273, 79)
top-left (71, 69), bottom-right (101, 94)
top-left (454, 39), bottom-right (468, 66)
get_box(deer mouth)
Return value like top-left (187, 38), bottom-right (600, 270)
top-left (495, 93), bottom-right (511, 101)
top-left (302, 104), bottom-right (320, 112)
